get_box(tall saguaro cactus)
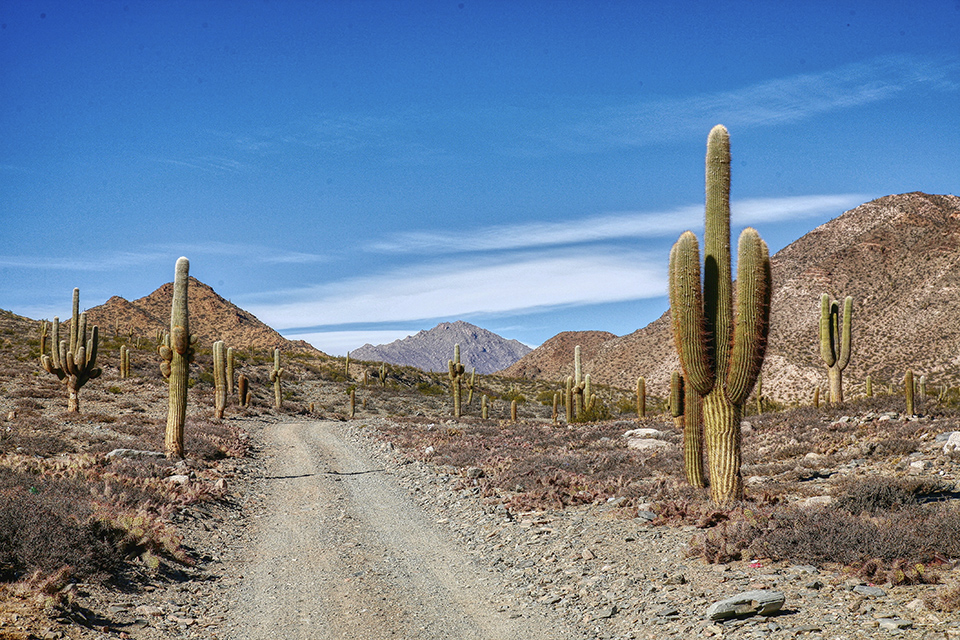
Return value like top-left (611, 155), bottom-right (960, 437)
top-left (448, 343), bottom-right (465, 418)
top-left (226, 347), bottom-right (235, 395)
top-left (213, 340), bottom-right (227, 419)
top-left (668, 125), bottom-right (772, 504)
top-left (41, 288), bottom-right (103, 412)
top-left (270, 348), bottom-right (284, 409)
top-left (159, 258), bottom-right (195, 458)
top-left (820, 294), bottom-right (852, 403)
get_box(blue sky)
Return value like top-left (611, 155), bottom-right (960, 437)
top-left (2, 1), bottom-right (958, 355)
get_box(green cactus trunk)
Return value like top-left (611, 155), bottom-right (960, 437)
top-left (684, 378), bottom-right (706, 489)
top-left (226, 347), bottom-right (235, 395)
top-left (481, 394), bottom-right (488, 420)
top-left (510, 399), bottom-right (517, 422)
top-left (552, 392), bottom-right (559, 424)
top-left (213, 340), bottom-right (227, 419)
top-left (565, 376), bottom-right (573, 422)
top-left (668, 125), bottom-right (771, 505)
top-left (448, 344), bottom-right (465, 418)
top-left (350, 388), bottom-right (356, 418)
top-left (865, 375), bottom-right (873, 397)
top-left (163, 258), bottom-right (192, 458)
top-left (905, 369), bottom-right (915, 415)
top-left (636, 376), bottom-right (646, 418)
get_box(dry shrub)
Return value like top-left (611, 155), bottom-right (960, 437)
top-left (688, 501), bottom-right (960, 583)
top-left (925, 578), bottom-right (960, 612)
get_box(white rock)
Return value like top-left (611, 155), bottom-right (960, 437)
top-left (106, 448), bottom-right (166, 460)
top-left (623, 428), bottom-right (665, 440)
top-left (626, 438), bottom-right (672, 452)
top-left (166, 474), bottom-right (190, 485)
top-left (798, 495), bottom-right (833, 508)
top-left (943, 432), bottom-right (960, 455)
top-left (706, 590), bottom-right (785, 620)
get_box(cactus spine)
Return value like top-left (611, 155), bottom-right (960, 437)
top-left (448, 344), bottom-right (465, 418)
top-left (270, 348), bottom-right (284, 409)
top-left (41, 288), bottom-right (103, 412)
top-left (160, 258), bottom-right (194, 458)
top-left (820, 294), bottom-right (852, 403)
top-left (636, 376), bottom-right (646, 418)
top-left (213, 340), bottom-right (227, 419)
top-left (668, 125), bottom-right (771, 504)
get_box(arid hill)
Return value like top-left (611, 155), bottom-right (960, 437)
top-left (498, 330), bottom-right (617, 381)
top-left (513, 193), bottom-right (960, 404)
top-left (83, 277), bottom-right (319, 353)
top-left (351, 320), bottom-right (531, 374)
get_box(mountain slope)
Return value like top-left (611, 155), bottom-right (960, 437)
top-left (83, 277), bottom-right (318, 353)
top-left (498, 330), bottom-right (617, 381)
top-left (517, 193), bottom-right (960, 403)
top-left (351, 321), bottom-right (531, 374)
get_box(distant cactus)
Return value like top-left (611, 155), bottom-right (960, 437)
top-left (905, 369), bottom-right (915, 415)
top-left (510, 399), bottom-right (517, 422)
top-left (238, 373), bottom-right (250, 407)
top-left (813, 386), bottom-right (820, 408)
top-left (467, 368), bottom-right (477, 405)
top-left (159, 258), bottom-right (195, 458)
top-left (572, 346), bottom-right (585, 416)
top-left (226, 347), bottom-right (235, 395)
top-left (481, 394), bottom-right (489, 420)
top-left (39, 320), bottom-right (48, 358)
top-left (583, 374), bottom-right (593, 411)
top-left (119, 344), bottom-right (130, 379)
top-left (448, 344), bottom-right (465, 418)
top-left (919, 375), bottom-right (927, 398)
top-left (565, 376), bottom-right (574, 422)
top-left (552, 392), bottom-right (559, 424)
top-left (345, 351), bottom-right (350, 376)
top-left (213, 340), bottom-right (227, 419)
top-left (668, 125), bottom-right (771, 504)
top-left (41, 288), bottom-right (103, 413)
top-left (636, 376), bottom-right (646, 418)
top-left (378, 363), bottom-right (387, 387)
top-left (820, 294), bottom-right (853, 403)
top-left (270, 348), bottom-right (284, 409)
top-left (350, 387), bottom-right (356, 418)
top-left (865, 374), bottom-right (873, 397)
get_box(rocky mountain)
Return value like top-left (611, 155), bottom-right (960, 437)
top-left (350, 321), bottom-right (531, 374)
top-left (82, 277), bottom-right (318, 353)
top-left (511, 193), bottom-right (960, 404)
top-left (498, 330), bottom-right (617, 380)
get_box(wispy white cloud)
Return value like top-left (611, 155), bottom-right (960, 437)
top-left (245, 249), bottom-right (667, 330)
top-left (542, 54), bottom-right (959, 152)
top-left (0, 252), bottom-right (166, 271)
top-left (150, 242), bottom-right (329, 265)
top-left (370, 194), bottom-right (870, 254)
top-left (148, 155), bottom-right (248, 173)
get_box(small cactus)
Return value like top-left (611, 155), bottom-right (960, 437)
top-left (119, 344), bottom-right (130, 379)
top-left (270, 348), bottom-right (284, 409)
top-left (865, 374), bottom-right (873, 397)
top-left (905, 369), bottom-right (915, 415)
top-left (41, 288), bottom-right (103, 413)
top-left (378, 363), bottom-right (387, 387)
top-left (350, 387), bottom-right (356, 418)
top-left (467, 368), bottom-right (477, 405)
top-left (572, 346), bottom-right (585, 416)
top-left (226, 347), bottom-right (235, 395)
top-left (448, 344), bottom-right (465, 418)
top-left (565, 376), bottom-right (574, 422)
top-left (552, 392), bottom-right (559, 424)
top-left (481, 394), bottom-right (489, 420)
top-left (238, 373), bottom-right (250, 407)
top-left (213, 340), bottom-right (227, 419)
top-left (820, 294), bottom-right (853, 403)
top-left (510, 399), bottom-right (517, 422)
top-left (39, 320), bottom-right (48, 358)
top-left (636, 376), bottom-right (646, 418)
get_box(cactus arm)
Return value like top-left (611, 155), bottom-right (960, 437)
top-left (726, 228), bottom-right (772, 405)
top-left (669, 232), bottom-right (714, 395)
top-left (819, 294), bottom-right (837, 367)
top-left (69, 288), bottom-right (80, 355)
top-left (703, 124), bottom-right (733, 379)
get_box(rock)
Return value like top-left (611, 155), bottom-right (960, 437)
top-left (706, 590), bottom-right (785, 620)
top-left (106, 448), bottom-right (166, 460)
top-left (852, 585), bottom-right (886, 597)
top-left (424, 446), bottom-right (436, 456)
top-left (626, 438), bottom-right (672, 452)
top-left (581, 548), bottom-right (595, 560)
top-left (943, 432), bottom-right (960, 455)
top-left (166, 474), bottom-right (190, 485)
top-left (214, 478), bottom-right (228, 491)
top-left (593, 605), bottom-right (617, 619)
top-left (935, 431), bottom-right (960, 443)
top-left (635, 510), bottom-right (657, 523)
top-left (877, 618), bottom-right (912, 630)
top-left (465, 467), bottom-right (484, 479)
top-left (623, 428), bottom-right (665, 440)
top-left (135, 605), bottom-right (165, 617)
top-left (798, 495), bottom-right (833, 508)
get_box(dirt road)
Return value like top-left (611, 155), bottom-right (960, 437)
top-left (223, 420), bottom-right (578, 639)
